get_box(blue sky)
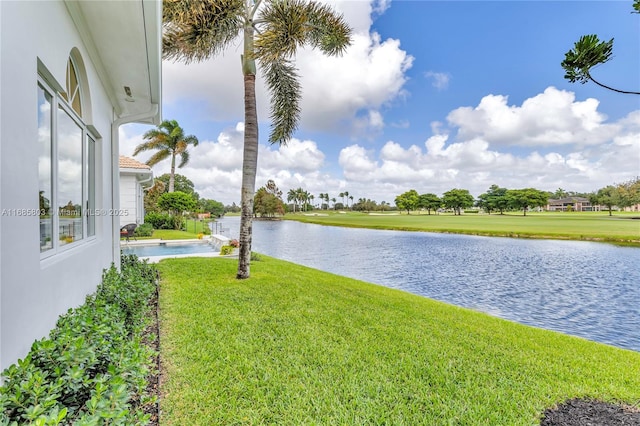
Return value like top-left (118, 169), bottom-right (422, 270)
top-left (122, 0), bottom-right (640, 206)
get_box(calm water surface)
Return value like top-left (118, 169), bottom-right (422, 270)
top-left (217, 216), bottom-right (640, 352)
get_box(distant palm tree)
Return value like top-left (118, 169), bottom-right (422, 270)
top-left (163, 0), bottom-right (351, 279)
top-left (349, 195), bottom-right (353, 208)
top-left (339, 192), bottom-right (345, 207)
top-left (344, 191), bottom-right (349, 208)
top-left (134, 119), bottom-right (198, 192)
top-left (287, 188), bottom-right (298, 212)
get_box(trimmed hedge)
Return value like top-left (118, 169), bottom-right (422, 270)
top-left (0, 255), bottom-right (158, 425)
top-left (144, 212), bottom-right (183, 230)
top-left (134, 223), bottom-right (154, 237)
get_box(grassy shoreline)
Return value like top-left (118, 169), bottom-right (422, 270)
top-left (284, 211), bottom-right (640, 246)
top-left (158, 256), bottom-right (640, 425)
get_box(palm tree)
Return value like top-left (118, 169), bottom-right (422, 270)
top-left (343, 190), bottom-right (349, 209)
top-left (339, 192), bottom-right (344, 208)
top-left (319, 193), bottom-right (328, 210)
top-left (164, 0), bottom-right (351, 279)
top-left (134, 119), bottom-right (199, 192)
top-left (349, 195), bottom-right (353, 209)
top-left (287, 188), bottom-right (298, 212)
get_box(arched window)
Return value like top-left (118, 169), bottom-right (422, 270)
top-left (62, 57), bottom-right (82, 117)
top-left (38, 51), bottom-right (98, 256)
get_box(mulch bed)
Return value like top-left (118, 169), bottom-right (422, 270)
top-left (541, 398), bottom-right (640, 425)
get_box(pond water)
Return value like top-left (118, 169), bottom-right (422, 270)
top-left (216, 216), bottom-right (640, 352)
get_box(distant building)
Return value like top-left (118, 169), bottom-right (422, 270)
top-left (119, 156), bottom-right (153, 227)
top-left (547, 197), bottom-right (598, 212)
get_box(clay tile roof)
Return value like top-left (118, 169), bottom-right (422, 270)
top-left (119, 156), bottom-right (150, 170)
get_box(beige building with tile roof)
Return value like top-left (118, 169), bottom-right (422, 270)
top-left (119, 155), bottom-right (151, 170)
top-left (119, 156), bottom-right (153, 227)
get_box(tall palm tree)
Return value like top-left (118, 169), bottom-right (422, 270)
top-left (163, 0), bottom-right (351, 279)
top-left (287, 188), bottom-right (298, 212)
top-left (343, 190), bottom-right (349, 208)
top-left (339, 192), bottom-right (344, 207)
top-left (318, 193), bottom-right (325, 210)
top-left (134, 119), bottom-right (199, 192)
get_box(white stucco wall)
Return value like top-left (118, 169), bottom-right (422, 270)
top-left (119, 174), bottom-right (141, 227)
top-left (0, 1), bottom-right (117, 370)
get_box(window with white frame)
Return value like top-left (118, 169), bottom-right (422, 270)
top-left (38, 56), bottom-right (96, 255)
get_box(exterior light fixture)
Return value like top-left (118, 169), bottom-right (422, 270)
top-left (124, 86), bottom-right (134, 102)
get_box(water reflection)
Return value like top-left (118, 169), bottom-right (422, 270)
top-left (217, 216), bottom-right (640, 352)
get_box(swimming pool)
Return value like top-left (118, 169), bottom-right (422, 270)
top-left (121, 241), bottom-right (216, 257)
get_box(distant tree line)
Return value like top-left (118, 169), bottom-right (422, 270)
top-left (242, 177), bottom-right (640, 220)
top-left (392, 178), bottom-right (640, 216)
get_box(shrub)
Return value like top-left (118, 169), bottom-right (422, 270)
top-left (135, 222), bottom-right (154, 237)
top-left (220, 245), bottom-right (234, 255)
top-left (0, 255), bottom-right (158, 425)
top-left (229, 239), bottom-right (239, 248)
top-left (145, 212), bottom-right (183, 230)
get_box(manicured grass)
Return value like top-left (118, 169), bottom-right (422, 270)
top-left (158, 257), bottom-right (640, 425)
top-left (286, 211), bottom-right (640, 245)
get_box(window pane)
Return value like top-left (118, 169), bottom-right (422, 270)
top-left (38, 85), bottom-right (53, 252)
top-left (64, 58), bottom-right (82, 117)
top-left (87, 135), bottom-right (96, 237)
top-left (57, 106), bottom-right (83, 246)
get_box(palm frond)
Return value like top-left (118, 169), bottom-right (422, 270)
top-left (163, 0), bottom-right (245, 63)
top-left (178, 150), bottom-right (190, 168)
top-left (262, 59), bottom-right (301, 145)
top-left (133, 141), bottom-right (159, 156)
top-left (301, 1), bottom-right (351, 56)
top-left (174, 140), bottom-right (188, 155)
top-left (254, 0), bottom-right (351, 62)
top-left (184, 135), bottom-right (199, 147)
top-left (254, 0), bottom-right (309, 61)
top-left (146, 149), bottom-right (171, 167)
top-left (141, 129), bottom-right (169, 145)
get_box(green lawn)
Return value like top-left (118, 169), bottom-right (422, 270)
top-left (286, 211), bottom-right (640, 245)
top-left (157, 257), bottom-right (640, 425)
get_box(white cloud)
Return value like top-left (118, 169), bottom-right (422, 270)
top-left (120, 123), bottom-right (330, 205)
top-left (162, 0), bottom-right (413, 140)
top-left (446, 87), bottom-right (618, 147)
top-left (424, 71), bottom-right (451, 90)
top-left (334, 88), bottom-right (640, 203)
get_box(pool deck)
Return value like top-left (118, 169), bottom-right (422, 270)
top-left (120, 235), bottom-right (237, 263)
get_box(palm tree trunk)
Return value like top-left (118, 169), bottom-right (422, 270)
top-left (169, 153), bottom-right (176, 192)
top-left (237, 23), bottom-right (258, 280)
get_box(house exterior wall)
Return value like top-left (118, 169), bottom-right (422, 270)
top-left (0, 1), bottom-right (117, 370)
top-left (119, 174), bottom-right (143, 227)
